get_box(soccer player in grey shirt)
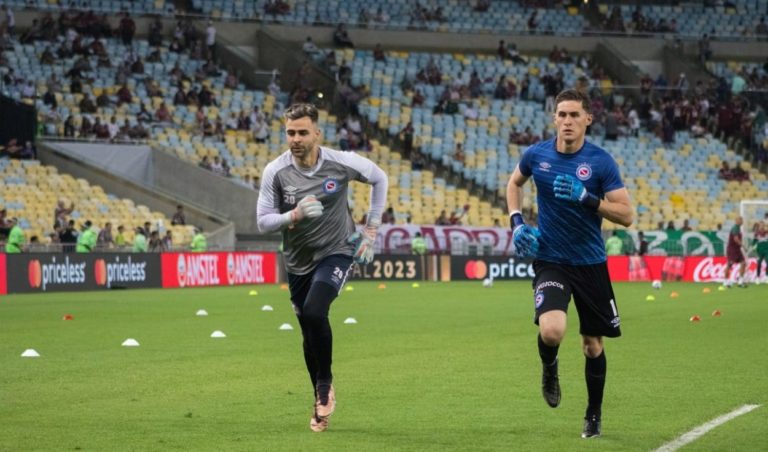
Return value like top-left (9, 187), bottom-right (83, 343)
top-left (257, 103), bottom-right (388, 432)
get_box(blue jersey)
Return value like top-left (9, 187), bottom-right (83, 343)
top-left (519, 139), bottom-right (624, 265)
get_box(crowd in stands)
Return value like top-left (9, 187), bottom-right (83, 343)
top-left (592, 2), bottom-right (768, 39)
top-left (0, 194), bottom-right (204, 252)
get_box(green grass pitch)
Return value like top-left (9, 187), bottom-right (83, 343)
top-left (1, 281), bottom-right (766, 451)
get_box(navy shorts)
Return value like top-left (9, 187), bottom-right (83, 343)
top-left (287, 254), bottom-right (354, 312)
top-left (532, 260), bottom-right (621, 338)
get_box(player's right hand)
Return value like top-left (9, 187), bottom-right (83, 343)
top-left (292, 196), bottom-right (323, 222)
top-left (513, 224), bottom-right (541, 258)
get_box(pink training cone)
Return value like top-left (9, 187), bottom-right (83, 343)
top-left (689, 315), bottom-right (701, 322)
top-left (712, 309), bottom-right (722, 317)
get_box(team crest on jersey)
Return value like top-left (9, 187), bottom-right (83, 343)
top-left (576, 163), bottom-right (592, 181)
top-left (534, 292), bottom-right (545, 309)
top-left (322, 178), bottom-right (341, 194)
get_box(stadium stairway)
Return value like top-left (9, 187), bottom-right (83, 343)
top-left (37, 141), bottom-right (240, 249)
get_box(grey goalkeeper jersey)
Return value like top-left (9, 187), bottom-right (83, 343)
top-left (256, 146), bottom-right (388, 275)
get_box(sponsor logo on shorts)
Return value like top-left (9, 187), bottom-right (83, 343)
top-left (323, 178), bottom-right (340, 194)
top-left (611, 316), bottom-right (621, 328)
top-left (576, 163), bottom-right (592, 181)
top-left (535, 281), bottom-right (565, 292)
top-left (534, 292), bottom-right (545, 309)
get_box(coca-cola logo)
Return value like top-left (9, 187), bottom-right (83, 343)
top-left (692, 257), bottom-right (758, 282)
top-left (693, 257), bottom-right (725, 282)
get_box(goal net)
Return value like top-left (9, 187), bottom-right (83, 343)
top-left (739, 200), bottom-right (768, 251)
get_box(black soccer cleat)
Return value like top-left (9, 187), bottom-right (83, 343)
top-left (581, 414), bottom-right (602, 438)
top-left (541, 359), bottom-right (561, 408)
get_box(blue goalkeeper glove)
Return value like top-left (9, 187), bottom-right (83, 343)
top-left (510, 212), bottom-right (541, 258)
top-left (347, 226), bottom-right (378, 264)
top-left (553, 174), bottom-right (600, 210)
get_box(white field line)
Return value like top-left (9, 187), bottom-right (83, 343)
top-left (654, 404), bottom-right (761, 452)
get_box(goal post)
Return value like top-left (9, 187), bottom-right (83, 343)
top-left (739, 200), bottom-right (768, 252)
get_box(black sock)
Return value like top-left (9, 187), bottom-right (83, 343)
top-left (302, 282), bottom-right (338, 383)
top-left (538, 334), bottom-right (559, 367)
top-left (585, 351), bottom-right (607, 418)
top-left (296, 315), bottom-right (319, 391)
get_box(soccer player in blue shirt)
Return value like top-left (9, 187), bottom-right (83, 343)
top-left (506, 89), bottom-right (634, 438)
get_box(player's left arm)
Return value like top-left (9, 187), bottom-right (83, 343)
top-left (340, 152), bottom-right (389, 264)
top-left (598, 187), bottom-right (634, 228)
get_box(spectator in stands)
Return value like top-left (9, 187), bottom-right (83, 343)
top-left (155, 102), bottom-right (172, 122)
top-left (114, 225), bottom-right (126, 248)
top-left (96, 90), bottom-right (112, 108)
top-left (474, 0), bottom-right (491, 12)
top-left (119, 12), bottom-right (136, 46)
top-left (435, 210), bottom-right (449, 225)
top-left (698, 34), bottom-right (712, 63)
top-left (373, 43), bottom-right (386, 62)
top-left (60, 219), bottom-right (78, 252)
top-left (205, 20), bottom-right (216, 59)
top-left (0, 208), bottom-right (10, 240)
top-left (19, 141), bottom-right (36, 159)
top-left (163, 230), bottom-right (173, 250)
top-left (116, 84), bottom-right (132, 106)
top-left (333, 24), bottom-right (354, 48)
top-left (4, 5), bottom-right (14, 37)
top-left (252, 117), bottom-right (270, 143)
top-left (302, 36), bottom-right (322, 61)
top-left (527, 11), bottom-right (538, 31)
top-left (1, 138), bottom-right (22, 158)
top-left (148, 230), bottom-right (165, 252)
top-left (210, 156), bottom-right (224, 175)
top-left (718, 161), bottom-right (733, 180)
top-left (97, 221), bottom-right (114, 248)
top-left (666, 221), bottom-right (676, 231)
top-left (731, 161), bottom-right (750, 181)
top-left (199, 155), bottom-right (212, 171)
top-left (171, 205), bottom-right (186, 226)
top-left (681, 219), bottom-right (692, 232)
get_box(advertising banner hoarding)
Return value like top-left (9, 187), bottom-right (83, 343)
top-left (161, 252), bottom-right (278, 288)
top-left (5, 253), bottom-right (161, 293)
top-left (349, 256), bottom-right (424, 280)
top-left (0, 253), bottom-right (6, 295)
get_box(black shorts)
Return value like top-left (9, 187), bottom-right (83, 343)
top-left (532, 260), bottom-right (621, 338)
top-left (287, 254), bottom-right (354, 314)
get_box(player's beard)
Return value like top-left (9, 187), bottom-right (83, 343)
top-left (290, 143), bottom-right (317, 167)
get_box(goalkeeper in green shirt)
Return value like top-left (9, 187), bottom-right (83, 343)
top-left (76, 220), bottom-right (97, 252)
top-left (4, 218), bottom-right (25, 253)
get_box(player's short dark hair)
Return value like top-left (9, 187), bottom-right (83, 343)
top-left (284, 103), bottom-right (319, 123)
top-left (555, 89), bottom-right (591, 114)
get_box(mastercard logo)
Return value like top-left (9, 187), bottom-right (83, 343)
top-left (28, 260), bottom-right (42, 288)
top-left (464, 260), bottom-right (488, 279)
top-left (94, 259), bottom-right (107, 286)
